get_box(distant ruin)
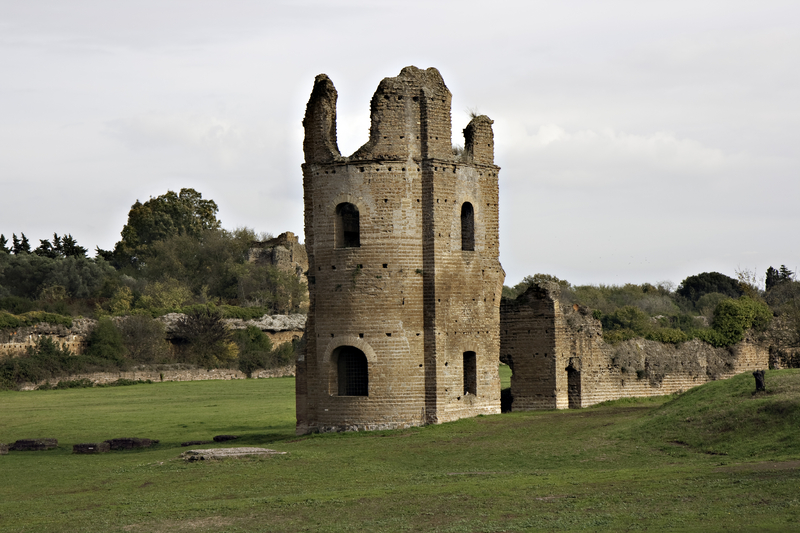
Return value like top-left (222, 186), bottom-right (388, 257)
top-left (500, 282), bottom-right (769, 409)
top-left (296, 66), bottom-right (504, 434)
top-left (249, 231), bottom-right (308, 285)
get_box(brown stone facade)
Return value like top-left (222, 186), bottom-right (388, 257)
top-left (500, 282), bottom-right (770, 410)
top-left (296, 66), bottom-right (504, 434)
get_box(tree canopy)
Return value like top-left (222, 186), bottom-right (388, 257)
top-left (676, 272), bottom-right (743, 304)
top-left (106, 188), bottom-right (221, 268)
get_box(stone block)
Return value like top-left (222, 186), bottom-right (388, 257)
top-left (104, 438), bottom-right (158, 450)
top-left (0, 443), bottom-right (8, 455)
top-left (73, 442), bottom-right (110, 454)
top-left (181, 440), bottom-right (214, 447)
top-left (10, 438), bottom-right (58, 451)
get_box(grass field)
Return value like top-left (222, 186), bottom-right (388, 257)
top-left (1, 368), bottom-right (799, 532)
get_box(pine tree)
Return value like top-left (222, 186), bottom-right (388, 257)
top-left (19, 233), bottom-right (31, 254)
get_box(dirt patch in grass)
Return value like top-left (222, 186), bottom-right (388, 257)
top-left (716, 460), bottom-right (800, 472)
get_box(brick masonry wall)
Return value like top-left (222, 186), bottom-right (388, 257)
top-left (501, 282), bottom-right (770, 410)
top-left (298, 66), bottom-right (502, 434)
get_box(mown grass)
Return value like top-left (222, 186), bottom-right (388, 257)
top-left (1, 371), bottom-right (799, 532)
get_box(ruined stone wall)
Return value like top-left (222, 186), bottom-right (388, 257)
top-left (0, 318), bottom-right (96, 357)
top-left (0, 314), bottom-right (307, 359)
top-left (16, 364), bottom-right (296, 391)
top-left (298, 66), bottom-right (502, 434)
top-left (499, 285), bottom-right (565, 409)
top-left (501, 282), bottom-right (770, 410)
top-left (248, 231), bottom-right (309, 285)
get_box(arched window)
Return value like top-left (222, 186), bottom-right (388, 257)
top-left (461, 202), bottom-right (474, 251)
top-left (463, 351), bottom-right (477, 395)
top-left (335, 346), bottom-right (369, 396)
top-left (336, 203), bottom-right (360, 248)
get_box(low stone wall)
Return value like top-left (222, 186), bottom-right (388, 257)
top-left (16, 364), bottom-right (296, 391)
top-left (0, 314), bottom-right (307, 358)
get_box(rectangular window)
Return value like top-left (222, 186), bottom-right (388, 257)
top-left (463, 351), bottom-right (477, 395)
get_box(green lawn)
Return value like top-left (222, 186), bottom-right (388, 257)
top-left (1, 371), bottom-right (799, 532)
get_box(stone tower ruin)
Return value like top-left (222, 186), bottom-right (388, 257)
top-left (295, 66), bottom-right (504, 434)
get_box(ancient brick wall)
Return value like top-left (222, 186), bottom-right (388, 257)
top-left (298, 66), bottom-right (503, 434)
top-left (501, 282), bottom-right (770, 410)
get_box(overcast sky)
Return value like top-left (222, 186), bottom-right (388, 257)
top-left (1, 0), bottom-right (798, 288)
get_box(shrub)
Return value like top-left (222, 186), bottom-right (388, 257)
top-left (55, 378), bottom-right (94, 389)
top-left (85, 318), bottom-right (126, 363)
top-left (0, 311), bottom-right (72, 330)
top-left (603, 329), bottom-right (638, 345)
top-left (0, 296), bottom-right (34, 314)
top-left (174, 306), bottom-right (237, 369)
top-left (0, 337), bottom-right (75, 387)
top-left (645, 328), bottom-right (689, 344)
top-left (601, 306), bottom-right (651, 336)
top-left (711, 296), bottom-right (773, 345)
top-left (118, 315), bottom-right (172, 364)
top-left (232, 327), bottom-right (297, 377)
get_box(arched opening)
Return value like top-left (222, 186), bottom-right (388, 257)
top-left (335, 203), bottom-right (360, 248)
top-left (461, 202), bottom-right (474, 251)
top-left (463, 351), bottom-right (477, 395)
top-left (335, 346), bottom-right (368, 396)
top-left (567, 358), bottom-right (581, 409)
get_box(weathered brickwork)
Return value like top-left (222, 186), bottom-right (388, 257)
top-left (297, 66), bottom-right (504, 434)
top-left (248, 231), bottom-right (309, 285)
top-left (501, 282), bottom-right (770, 410)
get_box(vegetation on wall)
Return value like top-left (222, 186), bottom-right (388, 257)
top-left (504, 268), bottom-right (797, 350)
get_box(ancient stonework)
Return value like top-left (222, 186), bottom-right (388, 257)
top-left (0, 314), bottom-right (306, 359)
top-left (73, 442), bottom-right (110, 454)
top-left (10, 439), bottom-right (58, 451)
top-left (248, 231), bottom-right (309, 285)
top-left (500, 282), bottom-right (771, 410)
top-left (296, 66), bottom-right (504, 434)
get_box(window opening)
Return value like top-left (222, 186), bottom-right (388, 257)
top-left (463, 351), bottom-right (477, 395)
top-left (336, 346), bottom-right (368, 396)
top-left (461, 202), bottom-right (475, 251)
top-left (335, 203), bottom-right (360, 248)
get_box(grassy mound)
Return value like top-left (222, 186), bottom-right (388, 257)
top-left (628, 369), bottom-right (800, 459)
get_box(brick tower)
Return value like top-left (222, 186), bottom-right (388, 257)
top-left (296, 66), bottom-right (504, 434)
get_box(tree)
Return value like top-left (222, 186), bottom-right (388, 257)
top-left (0, 253), bottom-right (114, 299)
top-left (766, 265), bottom-right (795, 291)
top-left (34, 239), bottom-right (58, 259)
top-left (11, 233), bottom-right (31, 255)
top-left (676, 272), bottom-right (743, 304)
top-left (0, 235), bottom-right (9, 253)
top-left (110, 188), bottom-right (221, 268)
top-left (59, 234), bottom-right (87, 258)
